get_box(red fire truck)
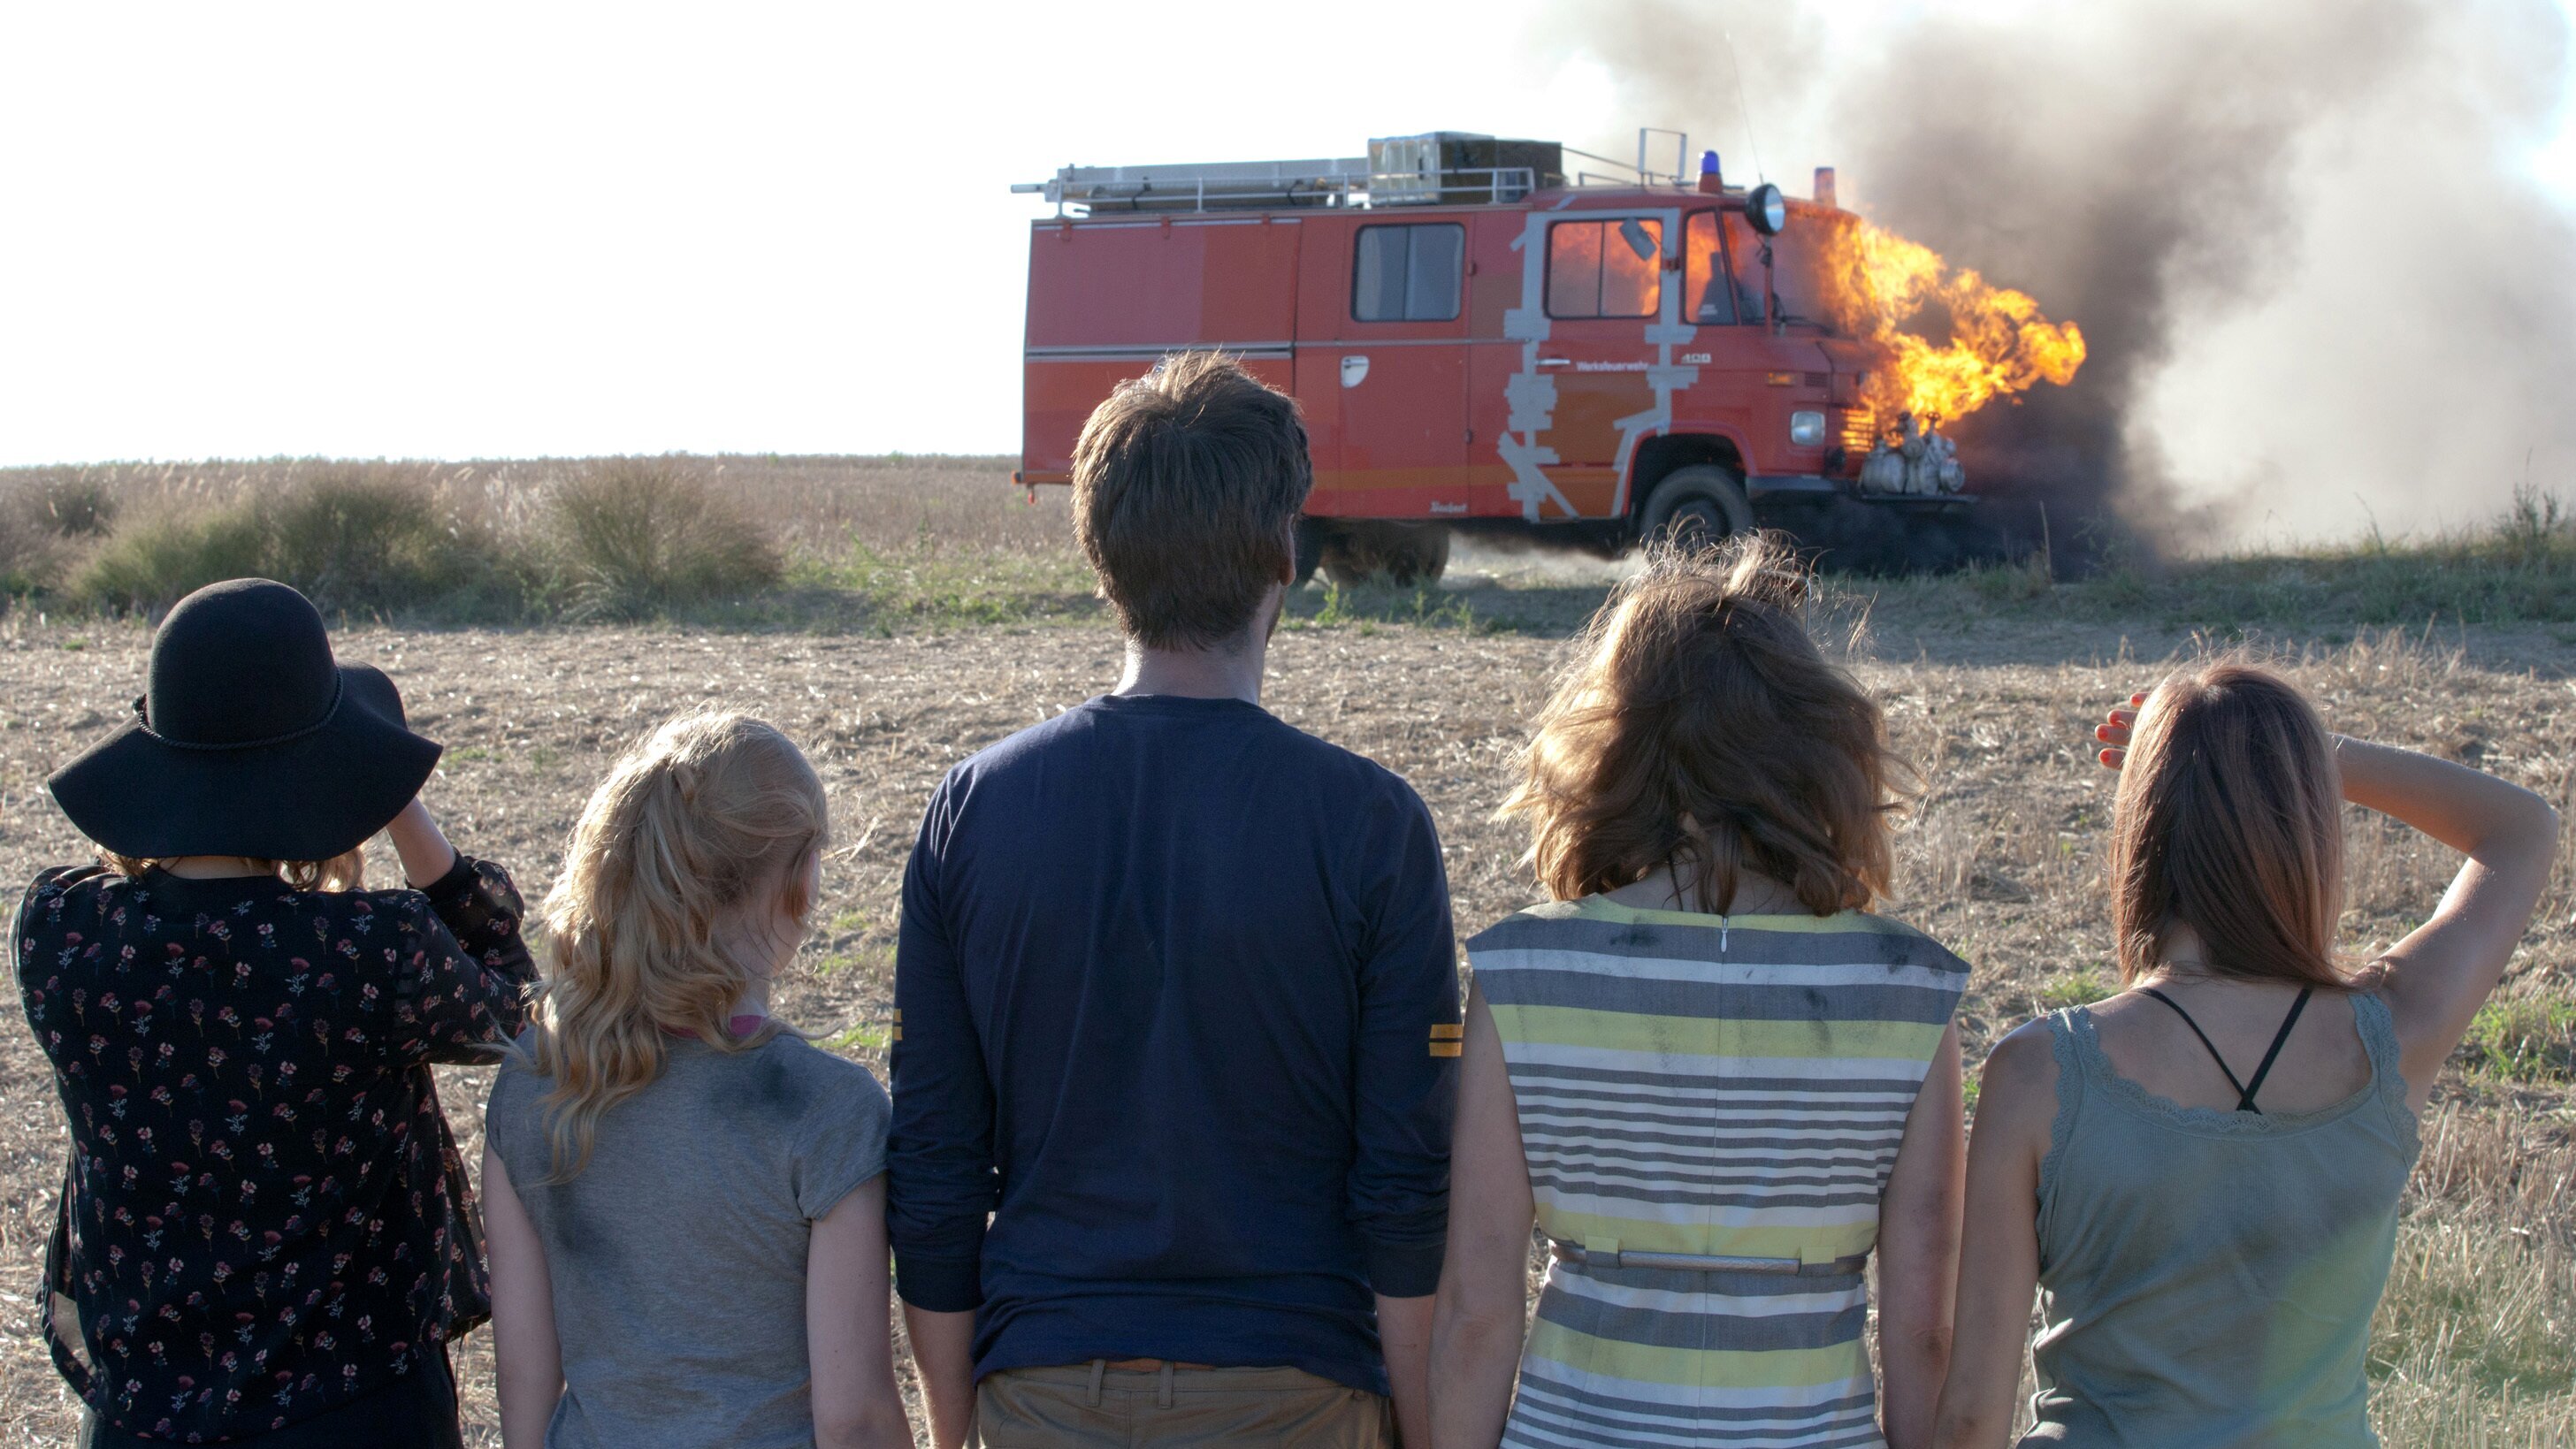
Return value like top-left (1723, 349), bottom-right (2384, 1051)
top-left (1013, 132), bottom-right (1961, 583)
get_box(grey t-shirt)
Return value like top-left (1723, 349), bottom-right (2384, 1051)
top-left (486, 1031), bottom-right (891, 1449)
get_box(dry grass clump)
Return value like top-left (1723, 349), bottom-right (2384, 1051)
top-left (71, 467), bottom-right (495, 616)
top-left (533, 458), bottom-right (782, 621)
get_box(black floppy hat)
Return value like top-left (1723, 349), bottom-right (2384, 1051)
top-left (48, 579), bottom-right (442, 862)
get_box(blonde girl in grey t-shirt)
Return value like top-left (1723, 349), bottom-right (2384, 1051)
top-left (481, 711), bottom-right (910, 1449)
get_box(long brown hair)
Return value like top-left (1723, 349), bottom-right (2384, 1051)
top-left (525, 710), bottom-right (829, 1178)
top-left (2108, 660), bottom-right (2347, 987)
top-left (1503, 534), bottom-right (1909, 915)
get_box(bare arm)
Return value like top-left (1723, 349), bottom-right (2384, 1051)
top-left (482, 1145), bottom-right (562, 1449)
top-left (1877, 1022), bottom-right (1966, 1449)
top-left (1429, 986), bottom-right (1535, 1449)
top-left (2330, 736), bottom-right (2558, 1108)
top-left (807, 1177), bottom-right (913, 1449)
top-left (385, 796), bottom-right (460, 888)
top-left (1930, 1026), bottom-right (2054, 1449)
top-left (901, 1306), bottom-right (977, 1449)
top-left (1380, 1293), bottom-right (1435, 1448)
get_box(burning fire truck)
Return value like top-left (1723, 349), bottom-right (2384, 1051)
top-left (1012, 131), bottom-right (2081, 583)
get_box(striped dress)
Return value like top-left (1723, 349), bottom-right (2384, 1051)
top-left (1465, 897), bottom-right (1969, 1449)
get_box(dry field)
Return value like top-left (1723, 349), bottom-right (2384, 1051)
top-left (0, 461), bottom-right (2570, 1444)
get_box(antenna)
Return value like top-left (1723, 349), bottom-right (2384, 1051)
top-left (1723, 29), bottom-right (1766, 183)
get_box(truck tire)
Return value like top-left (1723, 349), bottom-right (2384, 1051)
top-left (1293, 519), bottom-right (1326, 586)
top-left (1639, 465), bottom-right (1753, 550)
top-left (1320, 522), bottom-right (1450, 587)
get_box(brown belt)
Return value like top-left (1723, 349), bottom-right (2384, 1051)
top-left (1099, 1358), bottom-right (1217, 1371)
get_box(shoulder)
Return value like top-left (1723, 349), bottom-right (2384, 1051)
top-left (20, 864), bottom-right (114, 915)
top-left (1976, 1017), bottom-right (2066, 1125)
top-left (757, 1033), bottom-right (891, 1125)
top-left (484, 1033), bottom-right (547, 1116)
top-left (1836, 910), bottom-right (1975, 980)
top-left (1464, 900), bottom-right (1593, 957)
top-left (15, 865), bottom-right (118, 959)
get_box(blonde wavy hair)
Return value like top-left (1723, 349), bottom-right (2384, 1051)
top-left (1504, 533), bottom-right (1911, 915)
top-left (524, 710), bottom-right (829, 1178)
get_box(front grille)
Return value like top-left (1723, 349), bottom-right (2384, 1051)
top-left (1839, 408), bottom-right (1882, 453)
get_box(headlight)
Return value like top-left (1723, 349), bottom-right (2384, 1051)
top-left (1790, 410), bottom-right (1827, 446)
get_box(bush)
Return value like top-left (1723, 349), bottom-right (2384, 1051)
top-left (18, 472), bottom-right (119, 539)
top-left (538, 460), bottom-right (782, 620)
top-left (73, 500), bottom-right (271, 614)
top-left (262, 470), bottom-right (488, 613)
top-left (73, 470), bottom-right (490, 616)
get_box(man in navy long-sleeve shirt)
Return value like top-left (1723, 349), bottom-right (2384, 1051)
top-left (889, 354), bottom-right (1460, 1449)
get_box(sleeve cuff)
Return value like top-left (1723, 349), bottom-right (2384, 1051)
top-left (893, 1250), bottom-right (985, 1313)
top-left (1364, 1237), bottom-right (1447, 1299)
top-left (417, 851), bottom-right (479, 901)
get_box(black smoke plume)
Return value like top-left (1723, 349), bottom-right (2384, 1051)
top-left (1544, 0), bottom-right (2576, 554)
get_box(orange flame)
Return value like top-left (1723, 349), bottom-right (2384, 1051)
top-left (1817, 218), bottom-right (2086, 432)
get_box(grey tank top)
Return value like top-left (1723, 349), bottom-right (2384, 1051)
top-left (2026, 993), bottom-right (2419, 1447)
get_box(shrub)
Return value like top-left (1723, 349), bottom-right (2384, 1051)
top-left (261, 470), bottom-right (488, 614)
top-left (73, 500), bottom-right (271, 614)
top-left (19, 472), bottom-right (119, 538)
top-left (538, 459), bottom-right (782, 620)
top-left (73, 470), bottom-right (491, 616)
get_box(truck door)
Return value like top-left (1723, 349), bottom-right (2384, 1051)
top-left (1319, 220), bottom-right (1470, 518)
top-left (1529, 212), bottom-right (1670, 520)
top-left (1476, 208), bottom-right (1691, 522)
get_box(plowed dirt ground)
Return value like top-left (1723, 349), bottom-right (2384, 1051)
top-left (2, 527), bottom-right (2572, 1441)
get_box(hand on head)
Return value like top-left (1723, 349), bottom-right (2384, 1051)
top-left (2093, 692), bottom-right (2147, 770)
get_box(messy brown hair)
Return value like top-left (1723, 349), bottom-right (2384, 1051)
top-left (1073, 350), bottom-right (1313, 651)
top-left (1504, 534), bottom-right (1908, 915)
top-left (102, 850), bottom-right (365, 892)
top-left (2108, 660), bottom-right (2347, 988)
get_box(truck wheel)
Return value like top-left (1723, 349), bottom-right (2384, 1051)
top-left (1389, 524), bottom-right (1450, 585)
top-left (1639, 465), bottom-right (1753, 549)
top-left (1320, 522), bottom-right (1449, 587)
top-left (1293, 519), bottom-right (1326, 586)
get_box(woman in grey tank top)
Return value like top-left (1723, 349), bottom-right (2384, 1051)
top-left (1930, 662), bottom-right (2557, 1447)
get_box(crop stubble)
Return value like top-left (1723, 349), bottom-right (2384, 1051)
top-left (0, 613), bottom-right (2569, 1443)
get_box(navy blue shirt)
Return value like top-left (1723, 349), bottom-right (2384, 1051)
top-left (887, 693), bottom-right (1459, 1394)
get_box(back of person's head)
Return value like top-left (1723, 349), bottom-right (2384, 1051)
top-left (2109, 660), bottom-right (2345, 987)
top-left (1505, 533), bottom-right (1907, 916)
top-left (528, 710), bottom-right (829, 1178)
top-left (1072, 350), bottom-right (1312, 651)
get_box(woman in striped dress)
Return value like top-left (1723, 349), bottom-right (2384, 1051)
top-left (1432, 537), bottom-right (1968, 1449)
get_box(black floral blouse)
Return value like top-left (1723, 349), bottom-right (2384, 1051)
top-left (13, 855), bottom-right (535, 1443)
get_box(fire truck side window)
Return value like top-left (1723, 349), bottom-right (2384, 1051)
top-left (1684, 212), bottom-right (1734, 325)
top-left (1547, 218), bottom-right (1663, 320)
top-left (1351, 224), bottom-right (1464, 323)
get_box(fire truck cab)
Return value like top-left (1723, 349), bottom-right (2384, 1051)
top-left (1013, 133), bottom-right (1957, 583)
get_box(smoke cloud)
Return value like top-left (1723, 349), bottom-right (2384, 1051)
top-left (1541, 0), bottom-right (2576, 551)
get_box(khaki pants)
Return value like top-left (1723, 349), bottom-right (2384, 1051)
top-left (978, 1362), bottom-right (1392, 1448)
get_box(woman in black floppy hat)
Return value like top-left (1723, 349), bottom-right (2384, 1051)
top-left (15, 578), bottom-right (539, 1448)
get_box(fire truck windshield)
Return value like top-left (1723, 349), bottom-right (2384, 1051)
top-left (1685, 207), bottom-right (1843, 332)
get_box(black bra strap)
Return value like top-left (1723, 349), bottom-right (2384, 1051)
top-left (2237, 986), bottom-right (2315, 1112)
top-left (2138, 984), bottom-right (2316, 1114)
top-left (2139, 988), bottom-right (2251, 1107)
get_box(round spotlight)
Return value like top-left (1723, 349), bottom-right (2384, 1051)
top-left (1746, 183), bottom-right (1787, 235)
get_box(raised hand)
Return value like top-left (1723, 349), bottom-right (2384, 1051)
top-left (2092, 693), bottom-right (2146, 770)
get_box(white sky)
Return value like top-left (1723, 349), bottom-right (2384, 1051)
top-left (1, 0), bottom-right (2571, 467)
